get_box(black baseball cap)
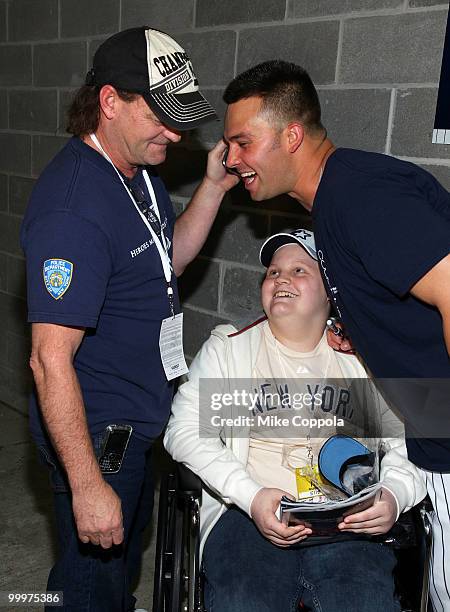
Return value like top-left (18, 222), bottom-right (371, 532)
top-left (85, 26), bottom-right (218, 131)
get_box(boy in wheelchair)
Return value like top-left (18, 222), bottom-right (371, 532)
top-left (164, 229), bottom-right (426, 612)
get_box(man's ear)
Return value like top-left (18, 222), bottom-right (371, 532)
top-left (98, 85), bottom-right (119, 120)
top-left (285, 123), bottom-right (304, 153)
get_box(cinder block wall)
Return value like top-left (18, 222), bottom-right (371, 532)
top-left (0, 0), bottom-right (449, 410)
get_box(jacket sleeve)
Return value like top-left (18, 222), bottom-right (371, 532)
top-left (164, 326), bottom-right (263, 517)
top-left (375, 384), bottom-right (427, 518)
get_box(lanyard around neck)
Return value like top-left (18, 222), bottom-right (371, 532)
top-left (89, 133), bottom-right (173, 287)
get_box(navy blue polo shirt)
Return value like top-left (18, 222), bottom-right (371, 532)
top-left (313, 148), bottom-right (450, 470)
top-left (21, 137), bottom-right (180, 444)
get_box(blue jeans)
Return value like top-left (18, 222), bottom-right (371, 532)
top-left (203, 507), bottom-right (401, 612)
top-left (38, 432), bottom-right (154, 612)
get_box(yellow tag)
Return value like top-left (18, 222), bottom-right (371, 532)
top-left (295, 465), bottom-right (327, 501)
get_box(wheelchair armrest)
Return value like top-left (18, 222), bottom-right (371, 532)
top-left (417, 495), bottom-right (433, 537)
top-left (176, 463), bottom-right (203, 500)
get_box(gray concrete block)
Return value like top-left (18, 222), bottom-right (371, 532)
top-left (0, 3), bottom-right (6, 42)
top-left (0, 361), bottom-right (31, 410)
top-left (179, 258), bottom-right (220, 311)
top-left (2, 436), bottom-right (46, 535)
top-left (191, 89), bottom-right (225, 147)
top-left (32, 135), bottom-right (70, 177)
top-left (420, 165), bottom-right (450, 191)
top-left (237, 22), bottom-right (340, 85)
top-left (0, 90), bottom-right (7, 128)
top-left (176, 31), bottom-right (236, 87)
top-left (58, 89), bottom-right (77, 134)
top-left (319, 88), bottom-right (391, 152)
top-left (61, 0), bottom-right (120, 38)
top-left (290, 0), bottom-right (402, 18)
top-left (409, 0), bottom-right (448, 5)
top-left (196, 0), bottom-right (285, 26)
top-left (34, 42), bottom-right (86, 87)
top-left (0, 174), bottom-right (7, 212)
top-left (222, 267), bottom-right (263, 318)
top-left (0, 425), bottom-right (53, 563)
top-left (0, 212), bottom-right (23, 257)
top-left (9, 0), bottom-right (58, 41)
top-left (201, 208), bottom-right (269, 266)
top-left (171, 198), bottom-right (184, 217)
top-left (0, 325), bottom-right (7, 366)
top-left (7, 330), bottom-right (30, 369)
top-left (121, 0), bottom-right (195, 32)
top-left (9, 90), bottom-right (57, 132)
top-left (0, 403), bottom-right (30, 446)
top-left (391, 88), bottom-right (450, 159)
top-left (7, 256), bottom-right (26, 299)
top-left (158, 147), bottom-right (207, 197)
top-left (340, 11), bottom-right (447, 83)
top-left (0, 45), bottom-right (32, 86)
top-left (0, 134), bottom-right (31, 174)
top-left (0, 252), bottom-right (6, 291)
top-left (9, 176), bottom-right (35, 216)
top-left (14, 363), bottom-right (33, 402)
top-left (183, 307), bottom-right (226, 357)
top-left (0, 292), bottom-right (28, 337)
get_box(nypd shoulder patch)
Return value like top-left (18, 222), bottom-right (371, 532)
top-left (43, 259), bottom-right (73, 300)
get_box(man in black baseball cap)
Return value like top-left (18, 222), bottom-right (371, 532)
top-left (86, 26), bottom-right (217, 130)
top-left (21, 26), bottom-right (237, 612)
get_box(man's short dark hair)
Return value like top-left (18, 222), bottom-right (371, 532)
top-left (223, 60), bottom-right (324, 135)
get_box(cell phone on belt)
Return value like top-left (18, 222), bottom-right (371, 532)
top-left (98, 424), bottom-right (132, 474)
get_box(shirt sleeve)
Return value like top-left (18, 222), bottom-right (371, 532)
top-left (347, 172), bottom-right (450, 296)
top-left (22, 210), bottom-right (113, 328)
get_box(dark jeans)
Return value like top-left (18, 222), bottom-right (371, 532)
top-left (203, 507), bottom-right (401, 612)
top-left (38, 432), bottom-right (154, 612)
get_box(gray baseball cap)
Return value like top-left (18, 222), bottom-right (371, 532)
top-left (259, 229), bottom-right (317, 267)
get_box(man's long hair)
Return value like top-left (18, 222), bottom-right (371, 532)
top-left (223, 60), bottom-right (325, 136)
top-left (66, 86), bottom-right (138, 136)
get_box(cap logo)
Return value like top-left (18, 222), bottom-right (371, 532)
top-left (158, 67), bottom-right (191, 94)
top-left (153, 51), bottom-right (189, 77)
top-left (152, 55), bottom-right (197, 94)
top-left (293, 229), bottom-right (312, 240)
top-left (144, 28), bottom-right (217, 129)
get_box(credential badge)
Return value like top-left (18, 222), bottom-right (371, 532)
top-left (43, 259), bottom-right (73, 300)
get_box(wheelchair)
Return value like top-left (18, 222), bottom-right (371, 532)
top-left (153, 462), bottom-right (433, 612)
top-left (153, 463), bottom-right (204, 612)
